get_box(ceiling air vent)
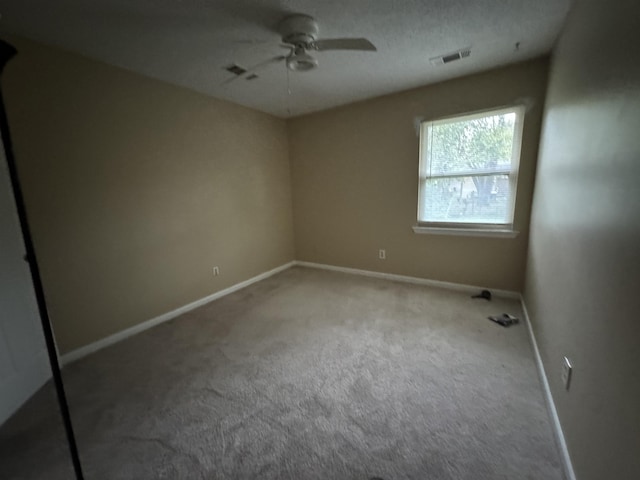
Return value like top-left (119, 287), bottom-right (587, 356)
top-left (225, 64), bottom-right (247, 75)
top-left (430, 48), bottom-right (471, 66)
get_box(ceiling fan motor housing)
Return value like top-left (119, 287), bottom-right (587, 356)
top-left (286, 52), bottom-right (318, 72)
top-left (279, 14), bottom-right (319, 47)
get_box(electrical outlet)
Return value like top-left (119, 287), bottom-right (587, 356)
top-left (379, 249), bottom-right (386, 260)
top-left (561, 356), bottom-right (572, 390)
top-left (213, 266), bottom-right (220, 276)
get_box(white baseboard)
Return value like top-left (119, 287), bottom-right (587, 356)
top-left (60, 261), bottom-right (295, 365)
top-left (61, 259), bottom-right (520, 365)
top-left (293, 261), bottom-right (521, 299)
top-left (60, 258), bottom-right (573, 479)
top-left (59, 258), bottom-right (572, 474)
top-left (520, 297), bottom-right (577, 480)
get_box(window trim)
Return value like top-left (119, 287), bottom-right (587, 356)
top-left (416, 105), bottom-right (525, 235)
top-left (411, 225), bottom-right (519, 238)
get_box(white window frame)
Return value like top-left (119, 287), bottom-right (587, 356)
top-left (414, 105), bottom-right (525, 238)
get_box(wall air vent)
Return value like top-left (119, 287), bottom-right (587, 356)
top-left (225, 64), bottom-right (247, 75)
top-left (430, 48), bottom-right (471, 66)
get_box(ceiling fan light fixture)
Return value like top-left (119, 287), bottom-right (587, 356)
top-left (286, 53), bottom-right (318, 72)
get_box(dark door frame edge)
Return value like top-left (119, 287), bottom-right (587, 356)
top-left (0, 39), bottom-right (85, 480)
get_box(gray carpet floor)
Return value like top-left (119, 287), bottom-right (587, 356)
top-left (0, 266), bottom-right (564, 479)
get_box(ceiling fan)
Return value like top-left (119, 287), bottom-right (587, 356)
top-left (224, 14), bottom-right (376, 82)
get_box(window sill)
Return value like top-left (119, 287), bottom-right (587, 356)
top-left (412, 225), bottom-right (519, 238)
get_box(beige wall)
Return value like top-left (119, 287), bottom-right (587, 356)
top-left (1, 37), bottom-right (294, 354)
top-left (288, 59), bottom-right (549, 291)
top-left (525, 1), bottom-right (640, 479)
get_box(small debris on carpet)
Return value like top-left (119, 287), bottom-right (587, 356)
top-left (471, 289), bottom-right (492, 301)
top-left (488, 313), bottom-right (520, 327)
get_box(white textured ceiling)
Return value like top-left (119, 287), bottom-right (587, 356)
top-left (0, 0), bottom-right (570, 118)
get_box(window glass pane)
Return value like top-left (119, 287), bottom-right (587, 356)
top-left (426, 112), bottom-right (516, 176)
top-left (420, 175), bottom-right (512, 224)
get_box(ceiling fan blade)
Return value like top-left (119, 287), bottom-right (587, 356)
top-left (221, 55), bottom-right (286, 85)
top-left (312, 38), bottom-right (377, 52)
